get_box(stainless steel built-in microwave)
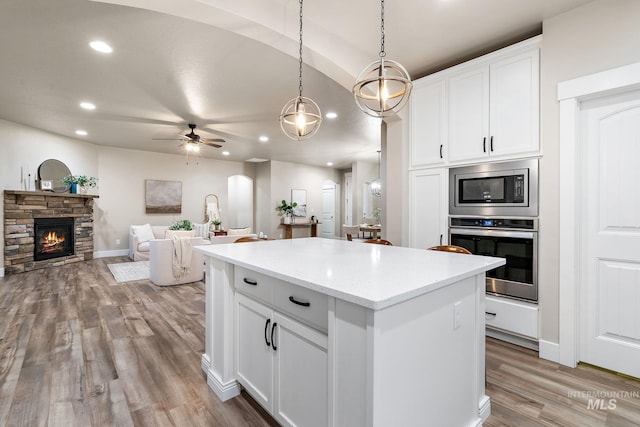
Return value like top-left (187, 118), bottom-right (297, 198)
top-left (449, 159), bottom-right (538, 217)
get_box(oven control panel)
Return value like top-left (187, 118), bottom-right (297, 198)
top-left (449, 217), bottom-right (537, 230)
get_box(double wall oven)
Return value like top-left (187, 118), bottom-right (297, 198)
top-left (449, 159), bottom-right (539, 302)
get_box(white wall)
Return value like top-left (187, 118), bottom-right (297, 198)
top-left (96, 146), bottom-right (254, 255)
top-left (538, 0), bottom-right (640, 344)
top-left (268, 160), bottom-right (341, 239)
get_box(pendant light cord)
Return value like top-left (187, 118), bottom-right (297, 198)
top-left (298, 0), bottom-right (304, 99)
top-left (379, 0), bottom-right (386, 58)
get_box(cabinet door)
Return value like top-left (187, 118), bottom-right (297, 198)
top-left (448, 65), bottom-right (490, 162)
top-left (273, 312), bottom-right (328, 427)
top-left (235, 294), bottom-right (274, 411)
top-left (409, 168), bottom-right (447, 249)
top-left (410, 79), bottom-right (447, 167)
top-left (489, 49), bottom-right (539, 157)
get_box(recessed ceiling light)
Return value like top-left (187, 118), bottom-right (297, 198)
top-left (75, 130), bottom-right (88, 136)
top-left (89, 40), bottom-right (113, 53)
top-left (246, 158), bottom-right (269, 163)
top-left (80, 102), bottom-right (96, 110)
top-left (222, 151), bottom-right (230, 156)
top-left (259, 135), bottom-right (269, 142)
top-left (326, 162), bottom-right (334, 166)
top-left (325, 112), bottom-right (338, 119)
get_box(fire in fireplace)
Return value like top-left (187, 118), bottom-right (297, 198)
top-left (34, 217), bottom-right (75, 261)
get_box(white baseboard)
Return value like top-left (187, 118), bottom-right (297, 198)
top-left (94, 249), bottom-right (129, 258)
top-left (486, 328), bottom-right (539, 351)
top-left (207, 370), bottom-right (241, 402)
top-left (478, 394), bottom-right (491, 424)
top-left (538, 339), bottom-right (560, 363)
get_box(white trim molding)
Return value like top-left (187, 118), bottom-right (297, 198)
top-left (538, 339), bottom-right (560, 363)
top-left (94, 249), bottom-right (129, 258)
top-left (557, 61), bottom-right (640, 368)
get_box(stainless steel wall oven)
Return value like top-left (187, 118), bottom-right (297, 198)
top-left (449, 217), bottom-right (538, 302)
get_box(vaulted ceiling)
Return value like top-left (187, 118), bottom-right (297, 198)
top-left (0, 0), bottom-right (594, 168)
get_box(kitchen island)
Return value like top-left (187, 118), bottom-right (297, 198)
top-left (195, 238), bottom-right (504, 427)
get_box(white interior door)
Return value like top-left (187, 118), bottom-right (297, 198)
top-left (344, 172), bottom-right (353, 226)
top-left (579, 90), bottom-right (640, 378)
top-left (322, 185), bottom-right (336, 238)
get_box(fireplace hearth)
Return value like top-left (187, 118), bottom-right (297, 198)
top-left (34, 217), bottom-right (75, 261)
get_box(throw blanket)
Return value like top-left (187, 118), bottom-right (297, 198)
top-left (172, 236), bottom-right (193, 279)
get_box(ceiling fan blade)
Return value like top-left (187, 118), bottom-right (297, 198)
top-left (203, 138), bottom-right (225, 143)
top-left (202, 141), bottom-right (223, 148)
top-left (153, 137), bottom-right (186, 141)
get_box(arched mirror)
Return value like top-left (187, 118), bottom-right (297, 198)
top-left (37, 159), bottom-right (71, 192)
top-left (227, 175), bottom-right (254, 231)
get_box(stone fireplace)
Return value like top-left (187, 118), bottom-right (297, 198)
top-left (4, 190), bottom-right (98, 274)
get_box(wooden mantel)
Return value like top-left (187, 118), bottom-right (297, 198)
top-left (5, 190), bottom-right (99, 206)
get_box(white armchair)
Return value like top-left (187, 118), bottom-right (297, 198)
top-left (128, 224), bottom-right (169, 261)
top-left (149, 237), bottom-right (206, 286)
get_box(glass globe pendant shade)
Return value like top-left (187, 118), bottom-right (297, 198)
top-left (280, 96), bottom-right (322, 141)
top-left (353, 57), bottom-right (412, 118)
top-left (370, 178), bottom-right (382, 197)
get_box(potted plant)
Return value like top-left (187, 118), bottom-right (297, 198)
top-left (276, 199), bottom-right (297, 224)
top-left (169, 219), bottom-right (193, 231)
top-left (212, 219), bottom-right (222, 231)
top-left (61, 174), bottom-right (98, 194)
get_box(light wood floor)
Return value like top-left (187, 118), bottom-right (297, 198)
top-left (0, 257), bottom-right (639, 426)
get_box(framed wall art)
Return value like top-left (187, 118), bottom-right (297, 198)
top-left (145, 179), bottom-right (182, 214)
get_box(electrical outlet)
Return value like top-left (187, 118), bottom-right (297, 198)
top-left (115, 239), bottom-right (121, 246)
top-left (454, 301), bottom-right (462, 329)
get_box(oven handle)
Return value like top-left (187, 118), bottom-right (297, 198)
top-left (449, 228), bottom-right (535, 240)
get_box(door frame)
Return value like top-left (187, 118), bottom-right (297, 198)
top-left (558, 61), bottom-right (640, 368)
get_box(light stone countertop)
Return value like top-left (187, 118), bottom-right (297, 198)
top-left (194, 237), bottom-right (505, 310)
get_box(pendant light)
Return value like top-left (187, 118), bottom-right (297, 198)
top-left (279, 0), bottom-right (322, 141)
top-left (371, 150), bottom-right (382, 197)
top-left (353, 0), bottom-right (412, 118)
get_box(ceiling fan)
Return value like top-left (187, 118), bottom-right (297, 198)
top-left (153, 123), bottom-right (225, 149)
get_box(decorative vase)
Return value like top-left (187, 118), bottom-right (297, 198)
top-left (215, 224), bottom-right (220, 231)
top-left (79, 185), bottom-right (88, 194)
top-left (69, 183), bottom-right (78, 194)
top-left (283, 215), bottom-right (292, 225)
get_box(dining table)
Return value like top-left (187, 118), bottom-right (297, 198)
top-left (359, 224), bottom-right (381, 239)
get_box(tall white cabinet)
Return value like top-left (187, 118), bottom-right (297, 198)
top-left (409, 36), bottom-right (540, 248)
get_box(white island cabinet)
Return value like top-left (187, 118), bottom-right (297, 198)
top-left (195, 238), bottom-right (504, 427)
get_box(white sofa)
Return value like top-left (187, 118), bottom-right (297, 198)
top-left (149, 237), bottom-right (206, 286)
top-left (129, 223), bottom-right (256, 261)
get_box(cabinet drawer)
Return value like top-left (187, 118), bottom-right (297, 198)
top-left (273, 281), bottom-right (328, 332)
top-left (234, 266), bottom-right (273, 303)
top-left (485, 296), bottom-right (538, 339)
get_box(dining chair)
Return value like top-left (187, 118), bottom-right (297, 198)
top-left (364, 239), bottom-right (393, 246)
top-left (234, 236), bottom-right (263, 243)
top-left (427, 245), bottom-right (471, 254)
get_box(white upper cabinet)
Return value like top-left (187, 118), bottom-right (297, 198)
top-left (410, 79), bottom-right (447, 167)
top-left (489, 49), bottom-right (540, 158)
top-left (448, 42), bottom-right (540, 162)
top-left (409, 36), bottom-right (540, 167)
top-left (448, 66), bottom-right (490, 162)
